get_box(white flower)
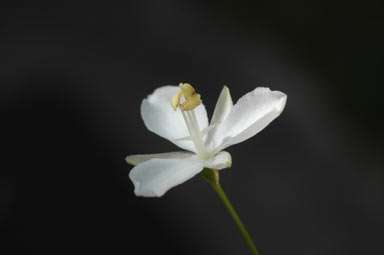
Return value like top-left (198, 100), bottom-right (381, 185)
top-left (126, 84), bottom-right (287, 197)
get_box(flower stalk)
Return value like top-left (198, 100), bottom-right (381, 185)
top-left (201, 168), bottom-right (260, 255)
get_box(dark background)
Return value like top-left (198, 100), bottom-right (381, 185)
top-left (1, 1), bottom-right (383, 254)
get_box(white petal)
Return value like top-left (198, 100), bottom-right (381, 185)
top-left (208, 87), bottom-right (287, 152)
top-left (172, 124), bottom-right (216, 142)
top-left (204, 151), bottom-right (232, 170)
top-left (129, 154), bottom-right (204, 197)
top-left (126, 151), bottom-right (194, 166)
top-left (210, 86), bottom-right (233, 126)
top-left (205, 86), bottom-right (233, 148)
top-left (141, 86), bottom-right (209, 153)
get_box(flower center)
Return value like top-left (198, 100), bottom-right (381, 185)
top-left (171, 83), bottom-right (202, 111)
top-left (171, 83), bottom-right (212, 161)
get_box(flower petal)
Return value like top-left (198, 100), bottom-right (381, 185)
top-left (210, 86), bottom-right (233, 126)
top-left (141, 86), bottom-right (209, 153)
top-left (205, 86), bottom-right (233, 148)
top-left (125, 151), bottom-right (194, 166)
top-left (204, 151), bottom-right (232, 170)
top-left (208, 87), bottom-right (287, 152)
top-left (129, 154), bottom-right (204, 197)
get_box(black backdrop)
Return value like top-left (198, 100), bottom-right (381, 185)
top-left (1, 1), bottom-right (383, 254)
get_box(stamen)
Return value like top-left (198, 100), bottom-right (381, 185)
top-left (182, 110), bottom-right (209, 160)
top-left (171, 83), bottom-right (202, 111)
top-left (171, 83), bottom-right (212, 161)
top-left (171, 90), bottom-right (182, 110)
top-left (181, 94), bottom-right (201, 111)
top-left (179, 83), bottom-right (195, 98)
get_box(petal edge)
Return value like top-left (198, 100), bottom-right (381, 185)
top-left (126, 151), bottom-right (195, 166)
top-left (208, 87), bottom-right (287, 152)
top-left (129, 155), bottom-right (204, 197)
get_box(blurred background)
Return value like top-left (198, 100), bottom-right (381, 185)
top-left (1, 1), bottom-right (383, 254)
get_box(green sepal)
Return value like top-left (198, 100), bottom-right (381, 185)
top-left (201, 168), bottom-right (219, 186)
top-left (125, 156), bottom-right (137, 166)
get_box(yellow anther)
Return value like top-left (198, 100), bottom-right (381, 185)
top-left (171, 83), bottom-right (202, 111)
top-left (179, 83), bottom-right (195, 98)
top-left (171, 90), bottom-right (182, 110)
top-left (181, 94), bottom-right (202, 111)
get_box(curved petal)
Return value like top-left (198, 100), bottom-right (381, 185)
top-left (141, 86), bottom-right (209, 153)
top-left (210, 86), bottom-right (233, 126)
top-left (129, 154), bottom-right (204, 197)
top-left (204, 151), bottom-right (232, 170)
top-left (126, 151), bottom-right (194, 166)
top-left (207, 87), bottom-right (287, 152)
top-left (205, 86), bottom-right (233, 147)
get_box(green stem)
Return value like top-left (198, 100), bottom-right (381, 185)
top-left (201, 168), bottom-right (260, 255)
